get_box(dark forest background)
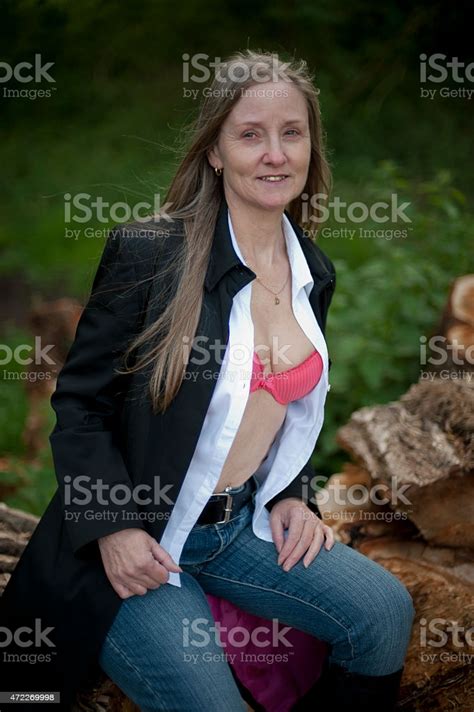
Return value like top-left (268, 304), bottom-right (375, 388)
top-left (0, 0), bottom-right (472, 514)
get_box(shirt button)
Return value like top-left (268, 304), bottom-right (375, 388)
top-left (327, 384), bottom-right (331, 392)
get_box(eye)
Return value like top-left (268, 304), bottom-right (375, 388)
top-left (285, 129), bottom-right (300, 136)
top-left (242, 130), bottom-right (257, 139)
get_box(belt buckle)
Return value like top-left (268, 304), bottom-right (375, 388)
top-left (215, 491), bottom-right (233, 524)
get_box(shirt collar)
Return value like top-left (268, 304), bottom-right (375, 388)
top-left (204, 193), bottom-right (330, 293)
top-left (228, 207), bottom-right (314, 299)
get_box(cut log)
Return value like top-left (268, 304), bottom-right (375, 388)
top-left (315, 462), bottom-right (419, 544)
top-left (336, 378), bottom-right (474, 548)
top-left (0, 501), bottom-right (39, 535)
top-left (433, 273), bottom-right (474, 373)
top-left (448, 274), bottom-right (474, 326)
top-left (376, 557), bottom-right (474, 712)
top-left (357, 538), bottom-right (474, 586)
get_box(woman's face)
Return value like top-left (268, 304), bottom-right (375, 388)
top-left (209, 80), bottom-right (311, 213)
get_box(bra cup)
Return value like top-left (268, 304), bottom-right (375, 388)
top-left (250, 349), bottom-right (323, 403)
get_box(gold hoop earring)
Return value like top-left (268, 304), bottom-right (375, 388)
top-left (214, 167), bottom-right (223, 176)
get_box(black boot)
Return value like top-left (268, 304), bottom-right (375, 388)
top-left (291, 658), bottom-right (404, 712)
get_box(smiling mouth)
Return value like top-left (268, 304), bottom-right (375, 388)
top-left (257, 175), bottom-right (289, 182)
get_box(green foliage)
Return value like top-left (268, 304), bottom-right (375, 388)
top-left (313, 162), bottom-right (471, 475)
top-left (0, 327), bottom-right (31, 455)
top-left (0, 327), bottom-right (57, 514)
top-left (1, 453), bottom-right (56, 518)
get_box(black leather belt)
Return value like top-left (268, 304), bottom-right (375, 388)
top-left (196, 477), bottom-right (256, 525)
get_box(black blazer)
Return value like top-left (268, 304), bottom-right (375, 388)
top-left (0, 193), bottom-right (336, 709)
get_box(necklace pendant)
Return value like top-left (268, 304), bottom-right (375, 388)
top-left (275, 296), bottom-right (280, 305)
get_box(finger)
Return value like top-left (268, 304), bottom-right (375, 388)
top-left (118, 554), bottom-right (170, 589)
top-left (323, 524), bottom-right (336, 550)
top-left (150, 540), bottom-right (183, 572)
top-left (133, 567), bottom-right (165, 589)
top-left (303, 527), bottom-right (327, 568)
top-left (140, 556), bottom-right (174, 586)
top-left (269, 511), bottom-right (286, 555)
top-left (118, 569), bottom-right (154, 594)
top-left (128, 550), bottom-right (176, 588)
top-left (281, 520), bottom-right (320, 571)
top-left (277, 512), bottom-right (306, 565)
top-left (146, 559), bottom-right (173, 585)
top-left (114, 582), bottom-right (135, 600)
top-left (120, 578), bottom-right (148, 596)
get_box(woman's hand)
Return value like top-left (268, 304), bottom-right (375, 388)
top-left (269, 498), bottom-right (335, 571)
top-left (98, 528), bottom-right (183, 599)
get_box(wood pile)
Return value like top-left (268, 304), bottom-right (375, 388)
top-left (318, 274), bottom-right (474, 710)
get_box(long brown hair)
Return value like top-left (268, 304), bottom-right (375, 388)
top-left (118, 49), bottom-right (332, 414)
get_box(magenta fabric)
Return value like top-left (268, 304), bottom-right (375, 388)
top-left (249, 349), bottom-right (324, 404)
top-left (206, 593), bottom-right (328, 711)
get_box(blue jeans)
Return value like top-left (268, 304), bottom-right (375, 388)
top-left (99, 483), bottom-right (415, 711)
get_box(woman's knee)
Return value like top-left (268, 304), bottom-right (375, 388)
top-left (313, 543), bottom-right (415, 672)
top-left (356, 566), bottom-right (415, 659)
top-left (384, 571), bottom-right (415, 632)
top-left (334, 544), bottom-right (415, 637)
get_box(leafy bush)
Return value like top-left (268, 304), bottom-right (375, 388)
top-left (313, 161), bottom-right (471, 475)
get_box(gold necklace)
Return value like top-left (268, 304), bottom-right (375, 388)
top-left (256, 268), bottom-right (290, 305)
top-left (242, 257), bottom-right (290, 305)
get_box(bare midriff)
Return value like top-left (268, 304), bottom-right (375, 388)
top-left (212, 274), bottom-right (315, 494)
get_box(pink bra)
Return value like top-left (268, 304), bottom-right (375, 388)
top-left (250, 349), bottom-right (323, 404)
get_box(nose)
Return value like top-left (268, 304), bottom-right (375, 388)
top-left (262, 136), bottom-right (287, 166)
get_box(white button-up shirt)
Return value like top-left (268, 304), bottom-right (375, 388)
top-left (160, 209), bottom-right (330, 587)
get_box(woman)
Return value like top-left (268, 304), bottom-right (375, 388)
top-left (0, 50), bottom-right (415, 711)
